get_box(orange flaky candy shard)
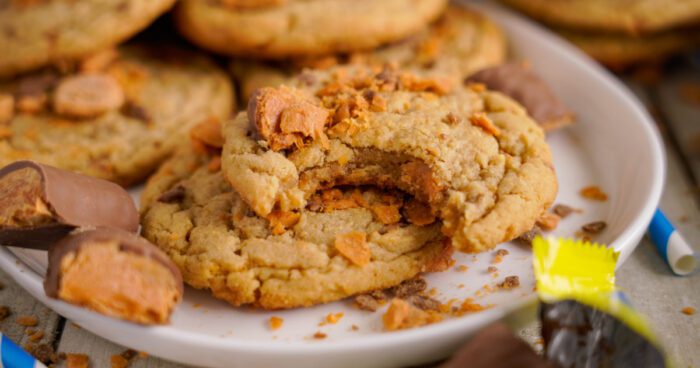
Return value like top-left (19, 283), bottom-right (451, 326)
top-left (266, 210), bottom-right (301, 235)
top-left (334, 231), bottom-right (370, 266)
top-left (469, 112), bottom-right (500, 137)
top-left (249, 87), bottom-right (329, 151)
top-left (382, 298), bottom-right (443, 331)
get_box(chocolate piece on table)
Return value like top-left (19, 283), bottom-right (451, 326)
top-left (0, 161), bottom-right (138, 249)
top-left (465, 62), bottom-right (574, 131)
top-left (440, 323), bottom-right (552, 368)
top-left (45, 227), bottom-right (183, 325)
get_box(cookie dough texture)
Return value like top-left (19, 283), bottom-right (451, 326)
top-left (0, 46), bottom-right (234, 186)
top-left (174, 0), bottom-right (448, 58)
top-left (0, 0), bottom-right (176, 78)
top-left (500, 0), bottom-right (700, 35)
top-left (231, 5), bottom-right (507, 101)
top-left (140, 149), bottom-right (452, 309)
top-left (557, 28), bottom-right (700, 68)
top-left (222, 67), bottom-right (557, 252)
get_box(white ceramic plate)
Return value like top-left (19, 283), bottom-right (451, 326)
top-left (0, 1), bottom-right (665, 367)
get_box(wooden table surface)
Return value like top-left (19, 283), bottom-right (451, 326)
top-left (1, 63), bottom-right (699, 368)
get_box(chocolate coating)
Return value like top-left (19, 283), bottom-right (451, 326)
top-left (44, 227), bottom-right (183, 298)
top-left (465, 63), bottom-right (574, 131)
top-left (0, 161), bottom-right (138, 249)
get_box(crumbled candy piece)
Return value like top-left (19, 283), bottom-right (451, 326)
top-left (469, 112), bottom-right (500, 136)
top-left (334, 231), bottom-right (370, 266)
top-left (581, 221), bottom-right (607, 234)
top-left (313, 331), bottom-right (327, 339)
top-left (248, 86), bottom-right (329, 151)
top-left (66, 353), bottom-right (90, 368)
top-left (403, 200), bottom-right (436, 226)
top-left (536, 212), bottom-right (561, 231)
top-left (382, 298), bottom-right (442, 331)
top-left (552, 204), bottom-right (579, 218)
top-left (17, 315), bottom-right (38, 327)
top-left (110, 354), bottom-right (129, 368)
top-left (266, 210), bottom-right (301, 235)
top-left (681, 307), bottom-right (695, 315)
top-left (580, 186), bottom-right (608, 201)
top-left (53, 74), bottom-right (125, 118)
top-left (324, 312), bottom-right (344, 324)
top-left (498, 276), bottom-right (520, 290)
top-left (269, 316), bottom-right (284, 330)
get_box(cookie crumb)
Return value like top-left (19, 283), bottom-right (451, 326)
top-left (390, 278), bottom-right (427, 298)
top-left (581, 221), bottom-right (607, 234)
top-left (498, 276), bottom-right (520, 290)
top-left (552, 204), bottom-right (579, 218)
top-left (354, 294), bottom-right (381, 312)
top-left (0, 305), bottom-right (10, 321)
top-left (66, 353), bottom-right (90, 368)
top-left (681, 307), bottom-right (696, 315)
top-left (492, 249), bottom-right (509, 264)
top-left (451, 298), bottom-right (491, 316)
top-left (536, 212), bottom-right (561, 231)
top-left (269, 316), bottom-right (284, 330)
top-left (455, 265), bottom-right (468, 272)
top-left (313, 331), bottom-right (327, 339)
top-left (110, 354), bottom-right (129, 368)
top-left (350, 324), bottom-right (359, 331)
top-left (405, 295), bottom-right (441, 312)
top-left (17, 315), bottom-right (38, 327)
top-left (266, 210), bottom-right (301, 235)
top-left (580, 186), bottom-right (608, 201)
top-left (517, 226), bottom-right (541, 245)
top-left (487, 266), bottom-right (498, 273)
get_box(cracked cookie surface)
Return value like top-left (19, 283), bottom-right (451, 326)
top-left (0, 0), bottom-right (176, 78)
top-left (222, 66), bottom-right (557, 252)
top-left (140, 147), bottom-right (453, 309)
top-left (174, 0), bottom-right (447, 59)
top-left (0, 45), bottom-right (234, 186)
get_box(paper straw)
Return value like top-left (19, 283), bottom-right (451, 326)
top-left (648, 209), bottom-right (698, 276)
top-left (0, 333), bottom-right (47, 368)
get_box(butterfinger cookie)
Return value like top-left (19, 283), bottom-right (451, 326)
top-left (141, 147), bottom-right (453, 309)
top-left (222, 66), bottom-right (557, 253)
top-left (0, 45), bottom-right (234, 186)
top-left (231, 5), bottom-right (507, 102)
top-left (175, 0), bottom-right (448, 59)
top-left (0, 0), bottom-right (176, 78)
top-left (500, 0), bottom-right (700, 35)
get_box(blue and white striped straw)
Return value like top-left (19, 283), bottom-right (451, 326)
top-left (0, 333), bottom-right (46, 368)
top-left (648, 209), bottom-right (698, 276)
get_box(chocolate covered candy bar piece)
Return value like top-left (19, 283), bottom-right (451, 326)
top-left (441, 323), bottom-right (552, 368)
top-left (45, 227), bottom-right (183, 325)
top-left (465, 63), bottom-right (574, 132)
top-left (0, 161), bottom-right (138, 249)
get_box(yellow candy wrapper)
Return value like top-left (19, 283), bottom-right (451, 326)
top-left (533, 236), bottom-right (669, 367)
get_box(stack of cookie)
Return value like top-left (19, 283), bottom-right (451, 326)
top-left (0, 0), bottom-right (234, 185)
top-left (1, 0), bottom-right (566, 315)
top-left (500, 0), bottom-right (700, 69)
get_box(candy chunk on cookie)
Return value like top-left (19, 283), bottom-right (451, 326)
top-left (53, 74), bottom-right (125, 118)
